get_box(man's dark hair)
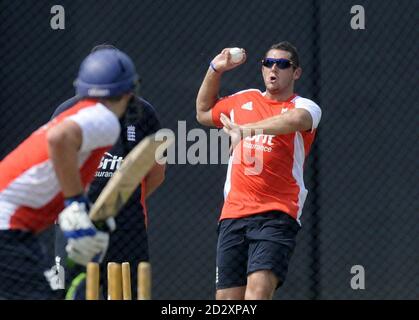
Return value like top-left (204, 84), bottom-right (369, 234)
top-left (101, 95), bottom-right (125, 103)
top-left (266, 41), bottom-right (300, 68)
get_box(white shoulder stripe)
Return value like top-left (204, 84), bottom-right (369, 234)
top-left (294, 96), bottom-right (322, 131)
top-left (67, 103), bottom-right (121, 153)
top-left (292, 132), bottom-right (308, 226)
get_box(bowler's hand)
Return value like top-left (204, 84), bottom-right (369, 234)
top-left (220, 113), bottom-right (242, 154)
top-left (211, 48), bottom-right (247, 73)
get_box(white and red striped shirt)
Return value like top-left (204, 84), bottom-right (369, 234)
top-left (0, 99), bottom-right (120, 232)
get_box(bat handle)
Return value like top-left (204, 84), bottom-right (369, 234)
top-left (93, 218), bottom-right (116, 233)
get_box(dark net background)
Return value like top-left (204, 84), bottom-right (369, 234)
top-left (0, 0), bottom-right (417, 299)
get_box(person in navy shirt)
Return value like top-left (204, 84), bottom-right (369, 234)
top-left (47, 45), bottom-right (165, 299)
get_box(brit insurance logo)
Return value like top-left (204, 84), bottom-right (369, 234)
top-left (96, 152), bottom-right (124, 178)
top-left (243, 134), bottom-right (275, 153)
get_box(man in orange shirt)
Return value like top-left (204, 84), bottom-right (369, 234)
top-left (196, 42), bottom-right (321, 300)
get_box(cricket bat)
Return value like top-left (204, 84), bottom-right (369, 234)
top-left (89, 133), bottom-right (173, 222)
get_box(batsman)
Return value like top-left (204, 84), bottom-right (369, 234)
top-left (0, 48), bottom-right (139, 299)
top-left (48, 45), bottom-right (165, 300)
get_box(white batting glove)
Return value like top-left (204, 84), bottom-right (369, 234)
top-left (58, 201), bottom-right (109, 266)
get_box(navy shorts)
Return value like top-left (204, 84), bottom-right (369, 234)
top-left (0, 230), bottom-right (57, 299)
top-left (216, 211), bottom-right (301, 290)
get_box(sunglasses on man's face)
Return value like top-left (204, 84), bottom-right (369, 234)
top-left (262, 58), bottom-right (294, 69)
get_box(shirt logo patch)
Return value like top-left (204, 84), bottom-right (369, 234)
top-left (127, 125), bottom-right (136, 141)
top-left (241, 102), bottom-right (253, 111)
top-left (98, 152), bottom-right (124, 171)
top-left (281, 108), bottom-right (288, 114)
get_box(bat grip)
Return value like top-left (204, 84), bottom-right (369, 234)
top-left (93, 218), bottom-right (116, 233)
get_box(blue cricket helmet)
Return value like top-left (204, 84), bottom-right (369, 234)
top-left (74, 48), bottom-right (139, 98)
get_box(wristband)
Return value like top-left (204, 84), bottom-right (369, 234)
top-left (209, 62), bottom-right (218, 73)
top-left (64, 194), bottom-right (89, 208)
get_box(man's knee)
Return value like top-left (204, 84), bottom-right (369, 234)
top-left (245, 270), bottom-right (278, 300)
top-left (216, 286), bottom-right (246, 300)
top-left (245, 286), bottom-right (274, 300)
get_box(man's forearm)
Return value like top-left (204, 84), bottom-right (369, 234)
top-left (196, 67), bottom-right (222, 123)
top-left (47, 121), bottom-right (84, 198)
top-left (241, 109), bottom-right (313, 136)
top-left (48, 137), bottom-right (84, 198)
top-left (145, 180), bottom-right (161, 199)
top-left (144, 164), bottom-right (166, 198)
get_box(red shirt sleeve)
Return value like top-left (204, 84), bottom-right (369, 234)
top-left (211, 95), bottom-right (237, 128)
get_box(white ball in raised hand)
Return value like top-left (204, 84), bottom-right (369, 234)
top-left (229, 48), bottom-right (244, 63)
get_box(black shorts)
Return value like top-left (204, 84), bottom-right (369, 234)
top-left (0, 230), bottom-right (57, 299)
top-left (216, 211), bottom-right (301, 290)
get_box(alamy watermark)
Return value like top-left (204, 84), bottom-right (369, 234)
top-left (350, 5), bottom-right (366, 30)
top-left (350, 265), bottom-right (366, 290)
top-left (154, 122), bottom-right (270, 175)
top-left (50, 5), bottom-right (65, 30)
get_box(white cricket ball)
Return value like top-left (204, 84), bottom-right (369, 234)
top-left (229, 47), bottom-right (244, 63)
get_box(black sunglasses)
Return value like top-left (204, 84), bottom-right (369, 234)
top-left (262, 58), bottom-right (295, 69)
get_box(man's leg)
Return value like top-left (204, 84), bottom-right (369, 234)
top-left (245, 270), bottom-right (278, 300)
top-left (216, 286), bottom-right (246, 300)
top-left (245, 211), bottom-right (301, 300)
top-left (215, 218), bottom-right (248, 300)
top-left (0, 230), bottom-right (56, 299)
